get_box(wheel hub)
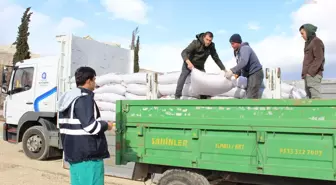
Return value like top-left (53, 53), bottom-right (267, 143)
top-left (27, 135), bottom-right (42, 152)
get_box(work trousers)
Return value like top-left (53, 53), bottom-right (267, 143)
top-left (175, 63), bottom-right (208, 99)
top-left (69, 160), bottom-right (104, 185)
top-left (246, 69), bottom-right (264, 99)
top-left (304, 74), bottom-right (322, 99)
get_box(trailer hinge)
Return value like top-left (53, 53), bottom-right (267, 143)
top-left (122, 104), bottom-right (129, 113)
top-left (192, 129), bottom-right (199, 139)
top-left (137, 126), bottom-right (143, 136)
top-left (257, 132), bottom-right (266, 143)
top-left (115, 127), bottom-right (124, 134)
top-left (191, 159), bottom-right (198, 167)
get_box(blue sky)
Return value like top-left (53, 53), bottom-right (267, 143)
top-left (2, 0), bottom-right (335, 80)
top-left (16, 0), bottom-right (303, 43)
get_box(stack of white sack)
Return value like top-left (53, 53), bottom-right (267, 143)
top-left (121, 73), bottom-right (148, 100)
top-left (259, 81), bottom-right (307, 99)
top-left (211, 76), bottom-right (248, 99)
top-left (157, 69), bottom-right (247, 99)
top-left (157, 71), bottom-right (199, 99)
top-left (94, 73), bottom-right (126, 122)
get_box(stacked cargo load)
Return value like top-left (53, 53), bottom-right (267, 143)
top-left (156, 69), bottom-right (307, 99)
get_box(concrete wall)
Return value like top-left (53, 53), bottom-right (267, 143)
top-left (0, 45), bottom-right (40, 66)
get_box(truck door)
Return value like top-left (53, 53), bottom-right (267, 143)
top-left (6, 65), bottom-right (36, 125)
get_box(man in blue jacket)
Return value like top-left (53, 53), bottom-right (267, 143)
top-left (57, 66), bottom-right (114, 185)
top-left (225, 34), bottom-right (264, 99)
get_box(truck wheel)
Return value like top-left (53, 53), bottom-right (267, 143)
top-left (158, 169), bottom-right (210, 185)
top-left (22, 126), bottom-right (50, 160)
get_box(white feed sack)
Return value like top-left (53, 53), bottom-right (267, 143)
top-left (69, 72), bottom-right (151, 121)
top-left (93, 73), bottom-right (127, 122)
top-left (126, 84), bottom-right (147, 96)
top-left (259, 87), bottom-right (306, 99)
top-left (93, 84), bottom-right (126, 96)
top-left (94, 93), bottom-right (126, 103)
top-left (292, 87), bottom-right (307, 99)
top-left (95, 73), bottom-right (123, 86)
top-left (231, 76), bottom-right (248, 89)
top-left (281, 83), bottom-right (294, 94)
top-left (121, 73), bottom-right (148, 85)
top-left (158, 71), bottom-right (191, 85)
top-left (190, 69), bottom-right (234, 96)
top-left (158, 83), bottom-right (196, 97)
top-left (157, 71), bottom-right (197, 98)
top-left (120, 73), bottom-right (149, 98)
top-left (259, 88), bottom-right (290, 99)
top-left (96, 101), bottom-right (116, 112)
top-left (125, 92), bottom-right (147, 100)
top-left (218, 87), bottom-right (246, 99)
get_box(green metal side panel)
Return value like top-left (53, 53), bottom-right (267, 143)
top-left (115, 99), bottom-right (336, 181)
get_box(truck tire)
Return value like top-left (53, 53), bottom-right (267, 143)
top-left (158, 169), bottom-right (210, 185)
top-left (22, 126), bottom-right (50, 160)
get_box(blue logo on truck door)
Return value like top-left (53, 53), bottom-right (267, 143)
top-left (42, 72), bottom-right (47, 80)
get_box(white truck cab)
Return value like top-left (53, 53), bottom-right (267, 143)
top-left (2, 34), bottom-right (133, 160)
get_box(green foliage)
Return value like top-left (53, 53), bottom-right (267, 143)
top-left (133, 36), bottom-right (140, 73)
top-left (13, 7), bottom-right (33, 65)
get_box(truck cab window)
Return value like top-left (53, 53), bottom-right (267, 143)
top-left (11, 67), bottom-right (34, 94)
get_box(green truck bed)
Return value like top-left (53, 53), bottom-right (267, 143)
top-left (115, 99), bottom-right (336, 182)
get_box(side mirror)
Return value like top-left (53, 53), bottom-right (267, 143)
top-left (24, 85), bottom-right (30, 91)
top-left (1, 86), bottom-right (7, 94)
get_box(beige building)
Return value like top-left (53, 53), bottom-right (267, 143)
top-left (0, 44), bottom-right (40, 66)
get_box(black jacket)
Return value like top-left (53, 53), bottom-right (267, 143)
top-left (181, 33), bottom-right (225, 70)
top-left (58, 87), bottom-right (110, 163)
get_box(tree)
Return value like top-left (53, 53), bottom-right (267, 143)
top-left (130, 27), bottom-right (140, 72)
top-left (133, 36), bottom-right (140, 73)
top-left (12, 7), bottom-right (33, 65)
top-left (130, 27), bottom-right (139, 50)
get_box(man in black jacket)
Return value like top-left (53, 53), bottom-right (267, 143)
top-left (57, 66), bottom-right (114, 185)
top-left (175, 32), bottom-right (226, 99)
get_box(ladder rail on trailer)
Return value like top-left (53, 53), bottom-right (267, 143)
top-left (61, 68), bottom-right (281, 180)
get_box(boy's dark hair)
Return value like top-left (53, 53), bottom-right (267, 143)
top-left (205, 31), bottom-right (214, 38)
top-left (75, 66), bottom-right (96, 86)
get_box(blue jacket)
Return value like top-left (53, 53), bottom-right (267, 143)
top-left (231, 42), bottom-right (262, 77)
top-left (57, 87), bottom-right (110, 163)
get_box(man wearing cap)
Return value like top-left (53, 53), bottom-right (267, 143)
top-left (225, 34), bottom-right (264, 99)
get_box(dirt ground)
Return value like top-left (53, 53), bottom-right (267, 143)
top-left (0, 126), bottom-right (147, 185)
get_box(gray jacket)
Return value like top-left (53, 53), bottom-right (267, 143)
top-left (231, 42), bottom-right (262, 77)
